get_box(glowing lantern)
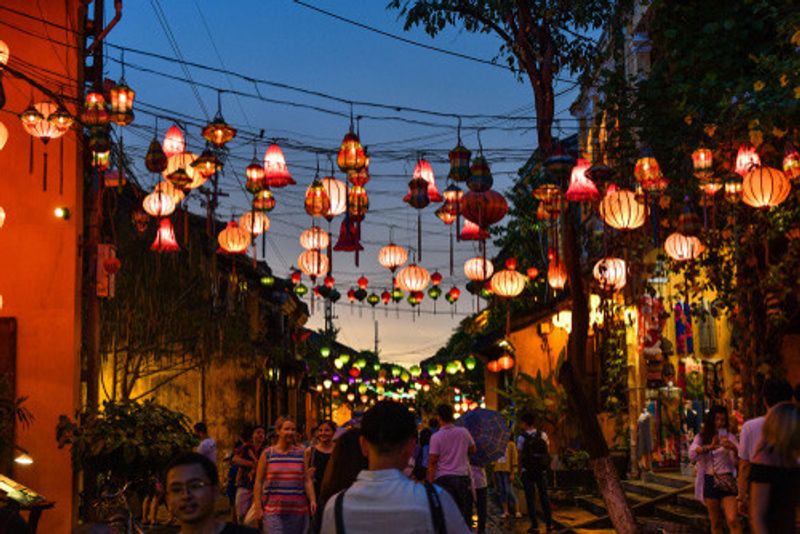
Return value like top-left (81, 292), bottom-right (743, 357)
top-left (487, 360), bottom-right (501, 373)
top-left (20, 102), bottom-right (66, 142)
top-left (48, 106), bottom-right (73, 132)
top-left (337, 129), bottom-right (366, 173)
top-left (92, 150), bottom-right (111, 171)
top-left (435, 205), bottom-right (457, 225)
top-left (347, 288), bottom-right (356, 302)
top-left (381, 290), bottom-right (391, 304)
top-left (378, 243), bottom-right (408, 273)
top-left (291, 271), bottom-right (302, 285)
top-left (498, 355), bottom-right (515, 371)
top-left (239, 211), bottom-right (270, 236)
top-left (465, 356), bottom-right (477, 371)
top-left (109, 81), bottom-right (135, 126)
top-left (526, 267), bottom-right (539, 280)
top-left (460, 190), bottom-right (508, 228)
top-left (565, 159), bottom-right (600, 202)
top-left (491, 267), bottom-right (526, 298)
top-left (324, 275), bottom-right (336, 289)
top-left (742, 166), bottom-right (791, 208)
top-left (146, 138), bottom-right (168, 173)
top-left (405, 177), bottom-right (430, 209)
top-left (163, 152), bottom-right (200, 188)
top-left (700, 175), bottom-right (723, 196)
top-left (142, 191), bottom-right (176, 218)
top-left (253, 189), bottom-right (276, 212)
top-left (599, 186), bottom-right (646, 230)
top-left (431, 271), bottom-right (443, 286)
top-left (0, 40), bottom-right (9, 65)
top-left (547, 258), bottom-right (567, 290)
top-left (464, 257), bottom-right (493, 282)
top-left (298, 249), bottom-right (329, 279)
top-left (357, 276), bottom-right (369, 290)
top-left (460, 219), bottom-right (489, 241)
top-left (367, 293), bottom-right (380, 307)
top-left (347, 186), bottom-right (369, 221)
top-left (321, 176), bottom-right (347, 221)
top-left (396, 264), bottom-right (430, 292)
top-left (162, 125), bottom-right (185, 158)
top-left (263, 144), bottom-right (295, 188)
top-left (191, 149), bottom-right (222, 178)
top-left (783, 143), bottom-right (800, 181)
top-left (349, 156), bottom-right (371, 187)
top-left (634, 154), bottom-right (667, 194)
top-left (150, 218), bottom-right (179, 252)
top-left (218, 221), bottom-right (251, 254)
top-left (664, 232), bottom-right (705, 261)
top-left (724, 174), bottom-right (743, 203)
top-left (593, 257), bottom-right (626, 291)
top-left (448, 143), bottom-right (471, 182)
top-left (202, 95), bottom-right (236, 147)
top-left (246, 157), bottom-right (267, 194)
top-left (81, 91), bottom-right (109, 126)
top-left (552, 310), bottom-right (572, 333)
top-left (299, 227), bottom-right (330, 250)
top-left (305, 178), bottom-right (331, 218)
top-left (0, 206), bottom-right (5, 228)
top-left (692, 148), bottom-right (713, 179)
top-left (735, 145), bottom-right (760, 176)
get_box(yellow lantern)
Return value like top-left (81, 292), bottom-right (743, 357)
top-left (299, 227), bottom-right (330, 250)
top-left (491, 268), bottom-right (526, 298)
top-left (163, 152), bottom-right (201, 188)
top-left (142, 191), bottom-right (176, 218)
top-left (552, 310), bottom-right (572, 333)
top-left (664, 232), bottom-right (704, 261)
top-left (298, 249), bottom-right (329, 279)
top-left (396, 263), bottom-right (430, 292)
top-left (599, 186), bottom-right (646, 230)
top-left (741, 166), bottom-right (791, 208)
top-left (218, 221), bottom-right (251, 254)
top-left (593, 257), bottom-right (626, 291)
top-left (337, 130), bottom-right (367, 173)
top-left (378, 243), bottom-right (408, 273)
top-left (463, 257), bottom-right (493, 282)
top-left (239, 211), bottom-right (270, 236)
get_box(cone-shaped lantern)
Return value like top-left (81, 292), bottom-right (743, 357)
top-left (162, 124), bottom-right (185, 158)
top-left (263, 143), bottom-right (295, 188)
top-left (565, 158), bottom-right (600, 202)
top-left (151, 218), bottom-right (179, 252)
top-left (334, 218), bottom-right (363, 252)
top-left (547, 258), bottom-right (567, 290)
top-left (412, 159), bottom-right (442, 202)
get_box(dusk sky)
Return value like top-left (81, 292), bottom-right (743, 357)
top-left (110, 1), bottom-right (581, 366)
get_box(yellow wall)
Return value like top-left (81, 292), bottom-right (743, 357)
top-left (0, 2), bottom-right (84, 530)
top-left (510, 319), bottom-right (569, 381)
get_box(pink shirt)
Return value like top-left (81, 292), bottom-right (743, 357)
top-left (429, 424), bottom-right (475, 478)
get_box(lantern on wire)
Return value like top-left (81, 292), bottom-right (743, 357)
top-left (378, 241), bottom-right (408, 286)
top-left (218, 220), bottom-right (252, 254)
top-left (291, 271), bottom-right (302, 286)
top-left (445, 286), bottom-right (460, 305)
top-left (396, 263), bottom-right (430, 292)
top-left (246, 154), bottom-right (267, 194)
top-left (239, 211), bottom-right (270, 236)
top-left (406, 176), bottom-right (429, 259)
top-left (253, 189), bottom-right (276, 212)
top-left (460, 189), bottom-right (508, 229)
top-left (464, 257), bottom-right (493, 282)
top-left (333, 217), bottom-right (363, 255)
top-left (741, 166), bottom-right (791, 208)
top-left (162, 124), bottom-right (185, 158)
top-left (467, 154), bottom-right (493, 193)
top-left (81, 91), bottom-right (109, 127)
top-left (191, 148), bottom-right (222, 180)
top-left (565, 159), bottom-right (600, 202)
top-left (154, 180), bottom-right (185, 205)
top-left (448, 131), bottom-right (471, 183)
top-left (783, 143), bottom-right (800, 181)
top-left (150, 218), bottom-right (179, 252)
top-left (349, 155), bottom-right (370, 187)
top-left (263, 143), bottom-right (295, 188)
top-left (491, 259), bottom-right (527, 335)
top-left (593, 257), bottom-right (626, 291)
top-left (20, 102), bottom-right (70, 190)
top-left (109, 80), bottom-right (135, 126)
top-left (298, 249), bottom-right (329, 279)
top-left (347, 186), bottom-right (369, 221)
top-left (337, 119), bottom-right (367, 174)
top-left (532, 183), bottom-right (563, 221)
top-left (202, 91), bottom-right (236, 148)
top-left (404, 158), bottom-right (442, 203)
top-left (146, 137), bottom-right (168, 174)
top-left (357, 275), bottom-right (369, 290)
top-left (547, 257), bottom-right (567, 290)
top-left (664, 232), bottom-right (705, 261)
top-left (142, 191), bottom-right (176, 218)
top-left (634, 152), bottom-right (667, 195)
top-left (735, 144), bottom-right (760, 176)
top-left (321, 176), bottom-right (347, 221)
top-left (460, 219), bottom-right (489, 241)
top-left (692, 148), bottom-right (714, 180)
top-left (599, 185), bottom-right (647, 230)
top-left (299, 227), bottom-right (330, 250)
top-left (305, 177), bottom-right (331, 218)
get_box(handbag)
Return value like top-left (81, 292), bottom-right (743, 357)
top-left (243, 447), bottom-right (273, 530)
top-left (709, 449), bottom-right (737, 494)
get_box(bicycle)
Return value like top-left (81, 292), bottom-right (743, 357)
top-left (91, 480), bottom-right (146, 534)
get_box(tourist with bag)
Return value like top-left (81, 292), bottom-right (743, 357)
top-left (516, 412), bottom-right (553, 533)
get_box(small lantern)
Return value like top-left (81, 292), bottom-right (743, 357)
top-left (700, 175), bottom-right (723, 197)
top-left (146, 138), bottom-right (168, 173)
top-left (357, 275), bottom-right (369, 290)
top-left (464, 257), bottom-right (493, 282)
top-left (431, 271), bottom-right (443, 286)
top-left (162, 124), bottom-right (185, 158)
top-left (299, 227), bottom-right (330, 250)
top-left (295, 284), bottom-right (309, 297)
top-left (734, 144), bottom-right (760, 176)
top-left (347, 186), bottom-right (369, 221)
top-left (150, 218), bottom-right (179, 252)
top-left (692, 148), bottom-right (713, 179)
top-left (467, 155), bottom-right (493, 192)
top-left (593, 257), bottom-right (626, 291)
top-left (435, 205), bottom-right (457, 225)
top-left (349, 156), bottom-right (371, 187)
top-left (724, 174), bottom-right (743, 203)
top-left (664, 232), bottom-right (704, 261)
top-left (337, 130), bottom-right (366, 173)
top-left (783, 143), bottom-right (800, 181)
top-left (191, 149), bottom-right (222, 178)
top-left (381, 290), bottom-right (391, 304)
top-left (48, 106), bottom-right (74, 132)
top-left (565, 159), bottom-right (600, 202)
top-left (218, 221), bottom-right (251, 254)
top-left (414, 159), bottom-right (442, 202)
top-left (498, 355), bottom-right (515, 371)
top-left (742, 166), bottom-right (791, 208)
top-left (246, 158), bottom-right (267, 194)
top-left (154, 180), bottom-right (185, 205)
top-left (305, 178), bottom-right (331, 218)
top-left (291, 271), bottom-right (302, 285)
top-left (321, 176), bottom-right (347, 221)
top-left (253, 189), bottom-right (276, 212)
top-left (634, 154), bottom-right (667, 194)
top-left (526, 267), bottom-right (539, 280)
top-left (81, 91), bottom-right (109, 126)
top-left (92, 150), bottom-right (111, 171)
top-left (599, 186), bottom-right (646, 230)
top-left (378, 243), bottom-right (408, 273)
top-left (298, 249), bottom-right (329, 279)
top-left (166, 168), bottom-right (192, 190)
top-left (239, 211), bottom-right (270, 236)
top-left (324, 275), bottom-right (336, 289)
top-left (202, 105), bottom-right (236, 148)
top-left (547, 258), bottom-right (567, 290)
top-left (428, 286), bottom-right (442, 300)
top-left (367, 293), bottom-right (380, 307)
top-left (448, 143), bottom-right (471, 182)
top-left (263, 143), bottom-right (295, 188)
top-left (142, 191), bottom-right (176, 218)
top-left (396, 263), bottom-right (430, 292)
top-left (109, 81), bottom-right (135, 126)
top-left (487, 360), bottom-right (501, 373)
top-left (460, 190), bottom-right (508, 228)
top-left (405, 177), bottom-right (430, 209)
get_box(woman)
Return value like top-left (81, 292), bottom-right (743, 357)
top-left (318, 427), bottom-right (368, 516)
top-left (411, 426), bottom-right (433, 481)
top-left (305, 420), bottom-right (336, 532)
top-left (250, 417), bottom-right (316, 533)
top-left (233, 424), bottom-right (266, 522)
top-left (689, 405), bottom-right (742, 534)
top-left (493, 437), bottom-right (520, 519)
top-left (748, 401), bottom-right (800, 534)
top-left (470, 464), bottom-right (487, 534)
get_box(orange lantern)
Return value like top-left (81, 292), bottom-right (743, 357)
top-left (460, 190), bottom-right (509, 228)
top-left (396, 263), bottom-right (430, 292)
top-left (347, 186), bottom-right (369, 221)
top-left (305, 178), bottom-right (331, 218)
top-left (202, 94), bottom-right (236, 147)
top-left (153, 180), bottom-right (185, 205)
top-left (634, 154), bottom-right (667, 194)
top-left (253, 189), bottom-right (276, 212)
top-left (464, 257), bottom-right (493, 282)
top-left (150, 218), bottom-right (179, 252)
top-left (378, 243), bottom-right (408, 273)
top-left (298, 249), bottom-right (329, 279)
top-left (81, 91), bottom-right (109, 126)
top-left (741, 166), bottom-right (791, 208)
top-left (349, 155), bottom-right (371, 187)
top-left (357, 275), bottom-right (369, 290)
top-left (735, 144), bottom-right (760, 176)
top-left (164, 153), bottom-right (203, 190)
top-left (246, 157), bottom-right (267, 194)
top-left (109, 81), bottom-right (135, 126)
top-left (299, 227), bottom-right (330, 250)
top-left (162, 124), bottom-right (185, 158)
top-left (692, 148), bottom-right (713, 179)
top-left (664, 232), bottom-right (704, 261)
top-left (435, 205), bottom-right (457, 225)
top-left (191, 149), bottom-right (222, 178)
top-left (724, 174), bottom-right (743, 203)
top-left (263, 143), bottom-right (295, 188)
top-left (239, 211), bottom-right (270, 236)
top-left (337, 129), bottom-right (366, 173)
top-left (599, 185), bottom-right (646, 230)
top-left (142, 191), bottom-right (176, 218)
top-left (783, 143), bottom-right (800, 181)
top-left (321, 176), bottom-right (347, 221)
top-left (491, 268), bottom-right (526, 298)
top-left (593, 257), bottom-right (626, 291)
top-left (565, 159), bottom-right (600, 202)
top-left (218, 220), bottom-right (251, 254)
top-left (487, 360), bottom-right (501, 373)
top-left (497, 355), bottom-right (515, 371)
top-left (526, 267), bottom-right (539, 279)
top-left (547, 258), bottom-right (567, 290)
top-left (20, 102), bottom-right (67, 141)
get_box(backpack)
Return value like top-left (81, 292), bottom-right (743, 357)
top-left (520, 431), bottom-right (550, 473)
top-left (334, 481), bottom-right (445, 534)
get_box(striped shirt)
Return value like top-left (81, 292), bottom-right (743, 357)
top-left (263, 446), bottom-right (309, 515)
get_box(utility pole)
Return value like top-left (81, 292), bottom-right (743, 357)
top-left (373, 320), bottom-right (379, 356)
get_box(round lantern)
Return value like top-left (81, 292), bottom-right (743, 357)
top-left (634, 155), bottom-right (667, 194)
top-left (526, 267), bottom-right (539, 280)
top-left (239, 211), bottom-right (270, 236)
top-left (291, 271), bottom-right (302, 285)
top-left (263, 143), bottom-right (295, 188)
top-left (191, 149), bottom-right (222, 178)
top-left (467, 155), bottom-right (493, 192)
top-left (299, 227), bottom-right (330, 250)
top-left (381, 290), bottom-right (391, 304)
top-left (218, 221), bottom-right (251, 254)
top-left (497, 355), bottom-right (515, 371)
top-left (154, 180), bottom-right (185, 205)
top-left (464, 257), bottom-right (493, 282)
top-left (741, 166), bottom-right (791, 208)
top-left (305, 178), bottom-right (331, 218)
top-left (321, 176), bottom-right (347, 221)
top-left (783, 143), bottom-right (800, 181)
top-left (162, 124), bottom-right (185, 158)
top-left (491, 268), bottom-right (526, 298)
top-left (447, 287), bottom-right (460, 302)
top-left (378, 243), bottom-right (408, 272)
top-left (347, 186), bottom-right (369, 221)
top-left (367, 293), bottom-right (380, 307)
top-left (253, 189), bottom-right (276, 212)
top-left (735, 144), bottom-right (761, 176)
top-left (20, 102), bottom-right (67, 142)
top-left (547, 259), bottom-right (568, 290)
top-left (460, 190), bottom-right (508, 228)
top-left (146, 138), bottom-right (168, 173)
top-left (593, 257), bottom-right (626, 291)
top-left (337, 130), bottom-right (366, 173)
top-left (396, 263), bottom-right (430, 292)
top-left (357, 276), bottom-right (369, 290)
top-left (142, 191), bottom-right (176, 218)
top-left (298, 249), bottom-right (329, 279)
top-left (448, 143), bottom-right (471, 182)
top-left (565, 159), bottom-right (600, 202)
top-left (486, 360), bottom-right (501, 373)
top-left (246, 158), bottom-right (267, 194)
top-left (599, 186), bottom-right (646, 230)
top-left (664, 232), bottom-right (705, 261)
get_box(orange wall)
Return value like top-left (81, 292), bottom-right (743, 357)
top-left (510, 319), bottom-right (569, 381)
top-left (0, 2), bottom-right (84, 531)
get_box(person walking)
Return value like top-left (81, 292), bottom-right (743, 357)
top-left (689, 405), bottom-right (742, 534)
top-left (164, 451), bottom-right (258, 533)
top-left (307, 420), bottom-right (336, 532)
top-left (493, 437), bottom-right (520, 519)
top-left (736, 377), bottom-right (793, 516)
top-left (194, 422), bottom-right (217, 465)
top-left (411, 426), bottom-right (433, 481)
top-left (427, 404), bottom-right (476, 525)
top-left (517, 412), bottom-right (553, 533)
top-left (747, 401), bottom-right (800, 534)
top-left (318, 427), bottom-right (369, 517)
top-left (470, 464), bottom-right (487, 534)
top-left (321, 400), bottom-right (469, 534)
top-left (250, 417), bottom-right (316, 533)
top-left (233, 424), bottom-right (266, 523)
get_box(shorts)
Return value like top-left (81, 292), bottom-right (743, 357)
top-left (703, 474), bottom-right (737, 500)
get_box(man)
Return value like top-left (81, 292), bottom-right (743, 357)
top-left (427, 404), bottom-right (476, 524)
top-left (737, 377), bottom-right (793, 515)
top-left (165, 452), bottom-right (258, 534)
top-left (517, 412), bottom-right (553, 533)
top-left (194, 422), bottom-right (217, 465)
top-left (321, 400), bottom-right (469, 534)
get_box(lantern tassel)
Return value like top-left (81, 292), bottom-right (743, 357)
top-left (29, 135), bottom-right (34, 175)
top-left (417, 212), bottom-right (422, 261)
top-left (42, 148), bottom-right (48, 191)
top-left (59, 137), bottom-right (64, 195)
top-left (449, 227), bottom-right (454, 277)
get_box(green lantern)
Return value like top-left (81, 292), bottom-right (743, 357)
top-left (260, 275), bottom-right (275, 287)
top-left (391, 288), bottom-right (404, 303)
top-left (465, 355), bottom-right (477, 370)
top-left (358, 383), bottom-right (368, 394)
top-left (367, 293), bottom-right (380, 307)
top-left (391, 366), bottom-right (402, 378)
top-left (355, 358), bottom-right (368, 369)
top-left (340, 353), bottom-right (351, 364)
top-left (373, 363), bottom-right (381, 372)
top-left (294, 283), bottom-right (308, 297)
top-left (446, 361), bottom-right (459, 375)
top-left (320, 346), bottom-right (331, 358)
top-left (427, 286), bottom-right (442, 300)
top-left (401, 371), bottom-right (411, 382)
top-left (410, 365), bottom-right (422, 377)
top-left (334, 358), bottom-right (344, 369)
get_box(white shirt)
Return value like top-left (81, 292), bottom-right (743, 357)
top-left (197, 437), bottom-right (217, 464)
top-left (321, 469), bottom-right (470, 534)
top-left (738, 416), bottom-right (765, 462)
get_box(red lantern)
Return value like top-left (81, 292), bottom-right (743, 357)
top-left (448, 287), bottom-right (461, 301)
top-left (291, 271), bottom-right (303, 285)
top-left (547, 258), bottom-right (567, 290)
top-left (464, 257), bottom-right (493, 282)
top-left (337, 130), bottom-right (367, 173)
top-left (162, 124), bottom-right (185, 158)
top-left (305, 178), bottom-right (331, 218)
top-left (431, 271), bottom-right (443, 286)
top-left (324, 275), bottom-right (336, 289)
top-left (742, 166), bottom-right (791, 208)
top-left (460, 219), bottom-right (489, 241)
top-left (218, 221), bottom-right (251, 254)
top-left (347, 288), bottom-right (357, 302)
top-left (263, 143), bottom-right (295, 188)
top-left (526, 267), bottom-right (539, 279)
top-left (81, 91), bottom-right (109, 126)
top-left (321, 176), bottom-right (347, 221)
top-left (357, 275), bottom-right (369, 290)
top-left (565, 159), bottom-right (600, 202)
top-left (347, 186), bottom-right (369, 221)
top-left (692, 148), bottom-right (713, 180)
top-left (333, 219), bottom-right (363, 252)
top-left (634, 155), bottom-right (667, 194)
top-left (150, 218), bottom-right (179, 252)
top-left (435, 205), bottom-right (457, 225)
top-left (405, 177), bottom-right (430, 209)
top-left (378, 243), bottom-right (408, 273)
top-left (599, 185), bottom-right (646, 230)
top-left (783, 143), bottom-right (800, 181)
top-left (403, 159), bottom-right (442, 202)
top-left (381, 290), bottom-right (391, 304)
top-left (487, 360), bottom-right (501, 373)
top-left (349, 156), bottom-right (371, 187)
top-left (396, 264), bottom-right (430, 292)
top-left (246, 158), bottom-right (267, 194)
top-left (460, 190), bottom-right (508, 228)
top-left (735, 144), bottom-right (761, 176)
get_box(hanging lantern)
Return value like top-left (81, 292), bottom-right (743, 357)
top-left (700, 175), bottom-right (723, 197)
top-left (391, 288), bottom-right (404, 303)
top-left (218, 221), bottom-right (251, 254)
top-left (378, 243), bottom-right (408, 273)
top-left (486, 360), bottom-right (501, 373)
top-left (92, 150), bottom-right (111, 171)
top-left (347, 186), bottom-right (369, 221)
top-left (333, 218), bottom-right (363, 252)
top-left (467, 155), bottom-right (493, 192)
top-left (430, 271), bottom-right (443, 286)
top-left (428, 286), bottom-right (442, 300)
top-left (162, 124), bottom-right (185, 158)
top-left (692, 148), bottom-right (713, 180)
top-left (81, 91), bottom-right (109, 126)
top-left (381, 290), bottom-right (391, 304)
top-left (367, 293), bottom-right (380, 307)
top-left (357, 275), bottom-right (369, 290)
top-left (532, 184), bottom-right (564, 220)
top-left (109, 81), bottom-right (135, 126)
top-left (295, 283), bottom-right (309, 297)
top-left (299, 227), bottom-right (330, 250)
top-left (142, 191), bottom-right (176, 218)
top-left (405, 177), bottom-right (430, 209)
top-left (239, 211), bottom-right (270, 236)
top-left (291, 271), bottom-right (303, 285)
top-left (253, 189), bottom-right (276, 212)
top-left (153, 180), bottom-right (184, 205)
top-left (396, 263), bottom-right (430, 292)
top-left (150, 218), bottom-right (179, 252)
top-left (246, 157), bottom-right (267, 194)
top-left (526, 267), bottom-right (539, 280)
top-left (464, 356), bottom-right (477, 371)
top-left (21, 102), bottom-right (67, 144)
top-left (634, 154), bottom-right (667, 194)
top-left (164, 152), bottom-right (201, 189)
top-left (735, 144), bottom-right (761, 176)
top-left (498, 355), bottom-right (515, 371)
top-left (460, 219), bottom-right (489, 241)
top-left (263, 143), bottom-right (295, 187)
top-left (547, 258), bottom-right (567, 290)
top-left (202, 108), bottom-right (236, 148)
top-left (435, 205), bottom-right (457, 225)
top-left (146, 138), bottom-right (168, 173)
top-left (464, 257), bottom-right (493, 282)
top-left (48, 106), bottom-right (74, 132)
top-left (324, 275), bottom-right (336, 289)
top-left (337, 129), bottom-right (367, 173)
top-left (349, 155), bottom-right (371, 187)
top-left (491, 267), bottom-right (526, 298)
top-left (354, 288), bottom-right (368, 302)
top-left (599, 186), bottom-right (646, 230)
top-left (593, 257), bottom-right (626, 291)
top-left (448, 143), bottom-right (471, 182)
top-left (166, 168), bottom-right (191, 190)
top-left (305, 178), bottom-right (331, 218)
top-left (741, 166), bottom-right (791, 208)
top-left (664, 232), bottom-right (705, 261)
top-left (783, 143), bottom-right (800, 181)
top-left (724, 174), bottom-right (743, 203)
top-left (191, 149), bottom-right (222, 178)
top-left (565, 159), bottom-right (600, 202)
top-left (298, 249), bottom-right (329, 279)
top-left (321, 176), bottom-right (347, 221)
top-left (460, 190), bottom-right (508, 228)
top-left (415, 159), bottom-right (442, 202)
top-left (544, 148), bottom-right (576, 183)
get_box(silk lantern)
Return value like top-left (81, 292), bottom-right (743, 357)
top-left (664, 232), bottom-right (705, 261)
top-left (467, 155), bottom-right (493, 192)
top-left (599, 185), bottom-right (646, 230)
top-left (337, 129), bottom-right (367, 174)
top-left (239, 211), bottom-right (270, 236)
top-left (741, 166), bottom-right (791, 208)
top-left (460, 190), bottom-right (508, 228)
top-left (593, 257), bottom-right (626, 291)
top-left (321, 176), bottom-right (347, 221)
top-left (150, 218), bottom-right (179, 252)
top-left (735, 144), bottom-right (760, 177)
top-left (460, 219), bottom-right (489, 241)
top-left (547, 259), bottom-right (567, 290)
top-left (202, 93), bottom-right (236, 147)
top-left (565, 159), bottom-right (600, 202)
top-left (253, 189), bottom-right (276, 212)
top-left (305, 178), bottom-right (331, 218)
top-left (142, 191), bottom-right (176, 218)
top-left (298, 249), bottom-right (329, 279)
top-left (464, 257), bottom-right (493, 282)
top-left (218, 221), bottom-right (251, 254)
top-left (299, 227), bottom-right (330, 250)
top-left (246, 157), bottom-right (267, 194)
top-left (396, 263), bottom-right (430, 292)
top-left (378, 242), bottom-right (408, 274)
top-left (448, 142), bottom-right (471, 182)
top-left (263, 143), bottom-right (295, 187)
top-left (162, 124), bottom-right (185, 158)
top-left (634, 154), bottom-right (667, 195)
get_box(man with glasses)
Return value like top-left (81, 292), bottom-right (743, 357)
top-left (165, 451), bottom-right (259, 533)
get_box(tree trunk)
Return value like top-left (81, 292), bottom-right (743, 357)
top-left (527, 68), bottom-right (555, 154)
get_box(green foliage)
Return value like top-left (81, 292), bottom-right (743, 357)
top-left (0, 375), bottom-right (33, 456)
top-left (561, 448), bottom-right (590, 470)
top-left (497, 356), bottom-right (567, 432)
top-left (56, 399), bottom-right (197, 493)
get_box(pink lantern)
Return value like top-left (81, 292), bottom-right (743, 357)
top-left (263, 143), bottom-right (295, 188)
top-left (403, 159), bottom-right (442, 202)
top-left (734, 144), bottom-right (761, 177)
top-left (162, 124), bottom-right (185, 158)
top-left (565, 159), bottom-right (600, 202)
top-left (151, 218), bottom-right (179, 252)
